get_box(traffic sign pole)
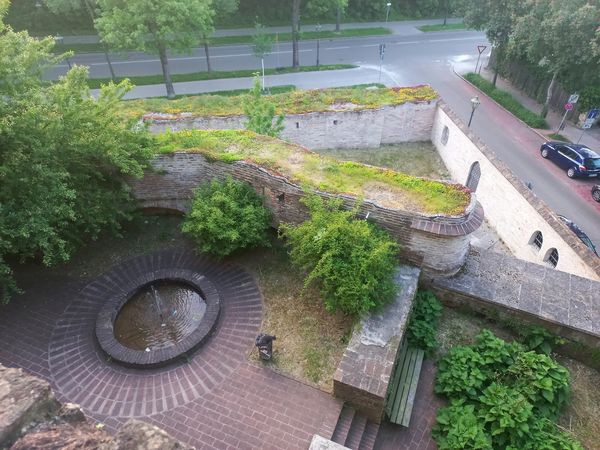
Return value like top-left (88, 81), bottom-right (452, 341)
top-left (557, 103), bottom-right (573, 132)
top-left (475, 45), bottom-right (487, 74)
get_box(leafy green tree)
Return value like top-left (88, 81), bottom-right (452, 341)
top-left (0, 1), bottom-right (154, 302)
top-left (44, 0), bottom-right (117, 80)
top-left (201, 0), bottom-right (238, 73)
top-left (280, 195), bottom-right (399, 316)
top-left (181, 177), bottom-right (271, 258)
top-left (252, 22), bottom-right (273, 90)
top-left (511, 0), bottom-right (600, 117)
top-left (306, 0), bottom-right (348, 31)
top-left (243, 76), bottom-right (285, 137)
top-left (457, 0), bottom-right (524, 86)
top-left (95, 0), bottom-right (214, 99)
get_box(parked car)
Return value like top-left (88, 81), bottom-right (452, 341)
top-left (593, 184), bottom-right (600, 202)
top-left (558, 215), bottom-right (598, 257)
top-left (540, 142), bottom-right (600, 178)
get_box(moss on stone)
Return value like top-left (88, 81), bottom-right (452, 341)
top-left (120, 86), bottom-right (438, 121)
top-left (156, 129), bottom-right (470, 216)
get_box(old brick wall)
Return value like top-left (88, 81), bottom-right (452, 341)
top-left (431, 102), bottom-right (600, 281)
top-left (144, 102), bottom-right (436, 150)
top-left (129, 152), bottom-right (479, 276)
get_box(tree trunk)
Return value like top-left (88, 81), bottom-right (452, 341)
top-left (292, 0), bottom-right (301, 70)
top-left (261, 57), bottom-right (265, 90)
top-left (443, 0), bottom-right (448, 26)
top-left (542, 70), bottom-right (558, 118)
top-left (492, 45), bottom-right (503, 87)
top-left (203, 38), bottom-right (212, 73)
top-left (83, 0), bottom-right (116, 81)
top-left (336, 6), bottom-right (341, 32)
top-left (157, 43), bottom-right (175, 99)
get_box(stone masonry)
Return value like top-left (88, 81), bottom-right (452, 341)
top-left (143, 102), bottom-right (437, 150)
top-left (333, 266), bottom-right (421, 423)
top-left (129, 153), bottom-right (483, 276)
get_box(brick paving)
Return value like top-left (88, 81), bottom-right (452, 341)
top-left (375, 359), bottom-right (444, 450)
top-left (0, 248), bottom-right (343, 449)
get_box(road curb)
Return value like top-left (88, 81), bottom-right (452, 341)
top-left (452, 67), bottom-right (552, 144)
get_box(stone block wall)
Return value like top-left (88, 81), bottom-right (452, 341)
top-left (129, 153), bottom-right (482, 276)
top-left (143, 101), bottom-right (436, 150)
top-left (431, 102), bottom-right (600, 281)
top-left (333, 266), bottom-right (420, 422)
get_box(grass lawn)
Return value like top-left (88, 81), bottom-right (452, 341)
top-left (417, 22), bottom-right (466, 32)
top-left (464, 73), bottom-right (549, 129)
top-left (436, 307), bottom-right (600, 450)
top-left (87, 64), bottom-right (356, 89)
top-left (54, 27), bottom-right (391, 54)
top-left (315, 142), bottom-right (451, 180)
top-left (547, 132), bottom-right (571, 142)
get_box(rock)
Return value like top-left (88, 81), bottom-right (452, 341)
top-left (58, 403), bottom-right (86, 424)
top-left (0, 365), bottom-right (59, 448)
top-left (114, 419), bottom-right (192, 450)
top-left (10, 422), bottom-right (115, 450)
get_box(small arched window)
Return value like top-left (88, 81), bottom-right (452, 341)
top-left (441, 125), bottom-right (449, 145)
top-left (466, 161), bottom-right (481, 192)
top-left (529, 231), bottom-right (543, 251)
top-left (544, 248), bottom-right (559, 268)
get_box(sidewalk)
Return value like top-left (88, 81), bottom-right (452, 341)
top-left (60, 18), bottom-right (462, 44)
top-left (476, 66), bottom-right (600, 149)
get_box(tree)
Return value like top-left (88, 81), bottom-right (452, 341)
top-left (95, 0), bottom-right (214, 99)
top-left (292, 0), bottom-right (301, 69)
top-left (252, 22), bottom-right (273, 90)
top-left (511, 0), bottom-right (600, 117)
top-left (458, 0), bottom-right (524, 86)
top-left (243, 76), bottom-right (285, 137)
top-left (280, 195), bottom-right (399, 316)
top-left (201, 0), bottom-right (238, 73)
top-left (0, 0), bottom-right (154, 302)
top-left (306, 0), bottom-right (348, 32)
top-left (44, 0), bottom-right (116, 80)
top-left (181, 177), bottom-right (271, 258)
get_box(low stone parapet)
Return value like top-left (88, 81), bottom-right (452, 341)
top-left (333, 266), bottom-right (420, 423)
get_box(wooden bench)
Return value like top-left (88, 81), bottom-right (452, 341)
top-left (384, 342), bottom-right (424, 427)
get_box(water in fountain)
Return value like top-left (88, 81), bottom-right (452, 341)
top-left (114, 281), bottom-right (207, 351)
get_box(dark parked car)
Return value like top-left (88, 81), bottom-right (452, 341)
top-left (558, 215), bottom-right (598, 257)
top-left (593, 184), bottom-right (600, 202)
top-left (540, 142), bottom-right (600, 178)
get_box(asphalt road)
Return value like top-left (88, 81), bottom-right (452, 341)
top-left (47, 29), bottom-right (600, 248)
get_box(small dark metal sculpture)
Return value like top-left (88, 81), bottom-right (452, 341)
top-left (255, 333), bottom-right (276, 360)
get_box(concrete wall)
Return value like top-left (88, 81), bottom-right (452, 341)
top-left (143, 102), bottom-right (436, 150)
top-left (129, 152), bottom-right (481, 276)
top-left (431, 103), bottom-right (600, 281)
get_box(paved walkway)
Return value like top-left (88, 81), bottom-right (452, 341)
top-left (476, 67), bottom-right (600, 150)
top-left (0, 248), bottom-right (342, 449)
top-left (59, 18), bottom-right (463, 44)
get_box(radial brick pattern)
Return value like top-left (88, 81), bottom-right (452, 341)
top-left (47, 249), bottom-right (262, 417)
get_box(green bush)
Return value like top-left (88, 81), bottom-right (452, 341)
top-left (519, 325), bottom-right (565, 355)
top-left (433, 330), bottom-right (580, 449)
top-left (181, 177), bottom-right (271, 258)
top-left (406, 290), bottom-right (442, 355)
top-left (279, 195), bottom-right (398, 316)
top-left (464, 73), bottom-right (548, 129)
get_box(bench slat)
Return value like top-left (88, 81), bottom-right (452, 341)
top-left (385, 344), bottom-right (424, 427)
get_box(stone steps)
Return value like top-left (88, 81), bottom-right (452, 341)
top-left (331, 404), bottom-right (380, 450)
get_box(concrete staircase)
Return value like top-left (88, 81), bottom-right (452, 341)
top-left (331, 405), bottom-right (380, 450)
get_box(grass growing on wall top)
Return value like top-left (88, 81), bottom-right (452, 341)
top-left (120, 85), bottom-right (438, 120)
top-left (156, 130), bottom-right (470, 216)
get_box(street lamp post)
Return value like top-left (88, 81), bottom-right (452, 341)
top-left (385, 2), bottom-right (392, 24)
top-left (468, 96), bottom-right (480, 127)
top-left (316, 24), bottom-right (322, 68)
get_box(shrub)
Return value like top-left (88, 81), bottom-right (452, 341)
top-left (243, 75), bottom-right (285, 137)
top-left (519, 325), bottom-right (565, 355)
top-left (181, 177), bottom-right (271, 257)
top-left (433, 330), bottom-right (580, 449)
top-left (279, 195), bottom-right (399, 316)
top-left (406, 290), bottom-right (442, 355)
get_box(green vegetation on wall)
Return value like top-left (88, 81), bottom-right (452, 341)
top-left (407, 290), bottom-right (443, 356)
top-left (156, 129), bottom-right (471, 216)
top-left (121, 85), bottom-right (439, 120)
top-left (280, 195), bottom-right (399, 316)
